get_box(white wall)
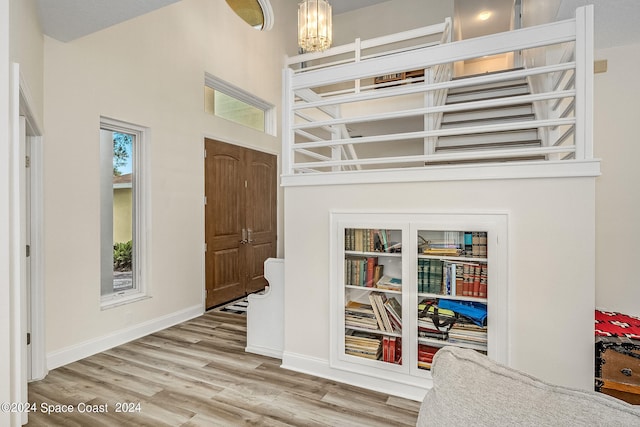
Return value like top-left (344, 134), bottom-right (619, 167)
top-left (593, 42), bottom-right (640, 317)
top-left (1, 0), bottom-right (12, 422)
top-left (283, 177), bottom-right (596, 394)
top-left (42, 0), bottom-right (295, 363)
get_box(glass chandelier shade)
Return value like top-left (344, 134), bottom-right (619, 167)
top-left (298, 0), bottom-right (332, 52)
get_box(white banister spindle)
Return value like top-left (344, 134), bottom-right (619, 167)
top-left (424, 67), bottom-right (436, 156)
top-left (574, 5), bottom-right (594, 160)
top-left (355, 38), bottom-right (361, 94)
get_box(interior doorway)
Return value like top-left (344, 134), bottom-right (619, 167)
top-left (204, 139), bottom-right (277, 309)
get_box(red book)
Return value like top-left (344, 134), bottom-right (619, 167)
top-left (382, 336), bottom-right (389, 362)
top-left (366, 257), bottom-right (378, 287)
top-left (472, 265), bottom-right (481, 297)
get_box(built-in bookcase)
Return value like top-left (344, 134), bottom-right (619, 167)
top-left (330, 212), bottom-right (509, 388)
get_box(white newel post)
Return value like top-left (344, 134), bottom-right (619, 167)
top-left (574, 5), bottom-right (594, 160)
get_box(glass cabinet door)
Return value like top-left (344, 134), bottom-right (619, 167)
top-left (416, 229), bottom-right (488, 371)
top-left (343, 228), bottom-right (404, 366)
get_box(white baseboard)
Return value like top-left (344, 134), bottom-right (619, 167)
top-left (281, 351), bottom-right (429, 402)
top-left (245, 345), bottom-right (283, 359)
top-left (46, 304), bottom-right (203, 370)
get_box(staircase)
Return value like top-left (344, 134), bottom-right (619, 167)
top-left (431, 73), bottom-right (545, 164)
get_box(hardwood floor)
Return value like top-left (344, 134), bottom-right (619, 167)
top-left (27, 312), bottom-right (420, 426)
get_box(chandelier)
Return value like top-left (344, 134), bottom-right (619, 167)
top-left (298, 0), bottom-right (332, 52)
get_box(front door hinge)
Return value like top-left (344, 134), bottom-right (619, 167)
top-left (26, 244), bottom-right (30, 258)
top-left (204, 196), bottom-right (207, 206)
top-left (204, 243), bottom-right (207, 252)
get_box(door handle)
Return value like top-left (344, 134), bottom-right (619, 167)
top-left (247, 228), bottom-right (254, 243)
top-left (240, 228), bottom-right (248, 244)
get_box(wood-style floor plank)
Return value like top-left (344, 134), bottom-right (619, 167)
top-left (27, 311), bottom-right (420, 426)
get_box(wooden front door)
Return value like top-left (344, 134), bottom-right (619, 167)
top-left (204, 139), bottom-right (277, 309)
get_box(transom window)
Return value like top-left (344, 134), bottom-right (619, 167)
top-left (204, 73), bottom-right (276, 136)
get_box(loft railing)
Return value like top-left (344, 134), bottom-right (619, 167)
top-left (282, 6), bottom-right (596, 184)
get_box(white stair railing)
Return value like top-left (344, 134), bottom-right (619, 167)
top-left (282, 7), bottom-right (594, 180)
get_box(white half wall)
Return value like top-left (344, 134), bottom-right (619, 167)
top-left (283, 177), bottom-right (596, 395)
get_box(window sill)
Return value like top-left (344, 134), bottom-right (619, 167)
top-left (101, 292), bottom-right (151, 310)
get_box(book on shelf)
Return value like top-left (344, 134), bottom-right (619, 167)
top-left (384, 297), bottom-right (402, 327)
top-left (365, 256), bottom-right (378, 287)
top-left (345, 228), bottom-right (396, 253)
top-left (345, 331), bottom-right (382, 360)
top-left (368, 293), bottom-right (387, 331)
top-left (345, 257), bottom-right (382, 287)
top-left (418, 344), bottom-right (441, 370)
top-left (471, 231), bottom-right (488, 258)
top-left (345, 301), bottom-right (379, 330)
top-left (376, 275), bottom-right (402, 291)
top-left (368, 292), bottom-right (395, 333)
top-left (382, 336), bottom-right (401, 364)
top-left (423, 247), bottom-right (462, 257)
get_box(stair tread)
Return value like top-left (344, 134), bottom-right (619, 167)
top-left (436, 139), bottom-right (542, 151)
top-left (448, 81), bottom-right (529, 95)
top-left (442, 103), bottom-right (534, 116)
top-left (426, 155), bottom-right (547, 166)
top-left (452, 67), bottom-right (525, 81)
top-left (446, 88), bottom-right (530, 104)
top-left (441, 113), bottom-right (536, 127)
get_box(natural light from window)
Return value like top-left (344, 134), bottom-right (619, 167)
top-left (100, 118), bottom-right (148, 307)
top-left (204, 73), bottom-right (275, 135)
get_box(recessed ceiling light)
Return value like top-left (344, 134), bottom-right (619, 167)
top-left (478, 11), bottom-right (492, 21)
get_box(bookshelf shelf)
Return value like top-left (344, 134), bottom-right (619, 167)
top-left (330, 212), bottom-right (508, 389)
top-left (417, 337), bottom-right (488, 352)
top-left (346, 285), bottom-right (402, 295)
top-left (346, 250), bottom-right (402, 258)
top-left (417, 293), bottom-right (488, 303)
top-left (418, 254), bottom-right (488, 263)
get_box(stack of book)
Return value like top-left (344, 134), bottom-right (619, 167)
top-left (345, 331), bottom-right (382, 360)
top-left (345, 301), bottom-right (379, 331)
top-left (423, 247), bottom-right (462, 257)
top-left (418, 316), bottom-right (448, 341)
top-left (418, 344), bottom-right (440, 370)
top-left (375, 275), bottom-right (401, 291)
top-left (448, 321), bottom-right (488, 349)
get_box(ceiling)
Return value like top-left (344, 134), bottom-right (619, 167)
top-left (35, 0), bottom-right (640, 49)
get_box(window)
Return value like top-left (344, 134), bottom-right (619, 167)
top-left (100, 118), bottom-right (148, 306)
top-left (225, 0), bottom-right (274, 30)
top-left (204, 73), bottom-right (276, 136)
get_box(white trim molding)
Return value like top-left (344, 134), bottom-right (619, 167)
top-left (281, 159), bottom-right (601, 187)
top-left (46, 305), bottom-right (203, 370)
top-left (281, 351), bottom-right (428, 402)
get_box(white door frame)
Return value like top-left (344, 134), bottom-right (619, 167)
top-left (18, 71), bottom-right (46, 383)
top-left (10, 64), bottom-right (46, 427)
